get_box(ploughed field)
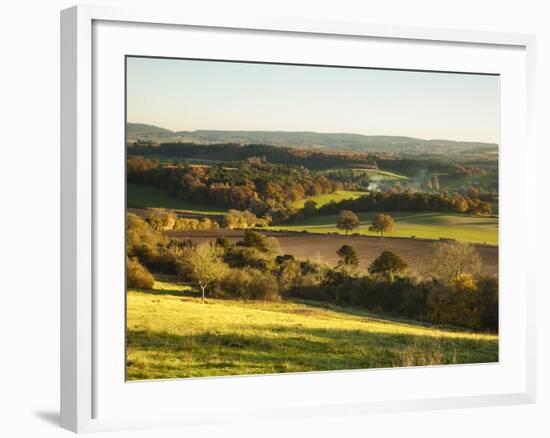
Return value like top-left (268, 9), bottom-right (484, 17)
top-left (126, 281), bottom-right (499, 380)
top-left (165, 229), bottom-right (498, 276)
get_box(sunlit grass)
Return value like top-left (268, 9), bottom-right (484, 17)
top-left (294, 190), bottom-right (367, 208)
top-left (127, 183), bottom-right (227, 215)
top-left (268, 211), bottom-right (498, 245)
top-left (127, 282), bottom-right (498, 380)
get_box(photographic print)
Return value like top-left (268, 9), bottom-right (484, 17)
top-left (125, 57), bottom-right (499, 380)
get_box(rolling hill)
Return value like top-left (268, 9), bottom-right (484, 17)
top-left (127, 123), bottom-right (498, 154)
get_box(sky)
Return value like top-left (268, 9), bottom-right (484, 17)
top-left (126, 56), bottom-right (500, 143)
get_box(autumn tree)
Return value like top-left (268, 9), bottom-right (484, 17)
top-left (336, 210), bottom-right (360, 235)
top-left (146, 208), bottom-right (176, 231)
top-left (240, 230), bottom-right (280, 255)
top-left (302, 200), bottom-right (318, 218)
top-left (368, 250), bottom-right (408, 282)
top-left (422, 241), bottom-right (482, 284)
top-left (183, 243), bottom-right (228, 302)
top-left (369, 213), bottom-right (395, 237)
top-left (336, 244), bottom-right (359, 268)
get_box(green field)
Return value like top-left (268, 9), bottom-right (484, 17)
top-left (365, 169), bottom-right (409, 181)
top-left (126, 281), bottom-right (498, 380)
top-left (268, 211), bottom-right (498, 245)
top-left (440, 173), bottom-right (498, 189)
top-left (127, 183), bottom-right (227, 215)
top-left (295, 190), bottom-right (367, 208)
top-left (321, 168), bottom-right (408, 181)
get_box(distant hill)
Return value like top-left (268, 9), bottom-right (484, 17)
top-left (127, 123), bottom-right (498, 154)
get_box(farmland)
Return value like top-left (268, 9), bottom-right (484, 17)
top-left (268, 211), bottom-right (498, 245)
top-left (127, 281), bottom-right (498, 380)
top-left (124, 59), bottom-right (501, 383)
top-left (127, 183), bottom-right (227, 215)
top-left (365, 169), bottom-right (409, 181)
top-left (165, 229), bottom-right (498, 275)
top-left (294, 190), bottom-right (367, 208)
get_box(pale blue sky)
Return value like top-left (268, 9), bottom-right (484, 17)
top-left (126, 57), bottom-right (499, 143)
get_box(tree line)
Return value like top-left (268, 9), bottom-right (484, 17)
top-left (128, 156), bottom-right (342, 221)
top-left (128, 141), bottom-right (490, 177)
top-left (315, 190), bottom-right (492, 216)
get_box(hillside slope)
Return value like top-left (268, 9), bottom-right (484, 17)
top-left (127, 122), bottom-right (498, 154)
top-left (127, 282), bottom-right (498, 380)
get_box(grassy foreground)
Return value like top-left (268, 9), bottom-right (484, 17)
top-left (127, 281), bottom-right (498, 380)
top-left (269, 211), bottom-right (498, 245)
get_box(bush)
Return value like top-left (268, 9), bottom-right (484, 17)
top-left (173, 217), bottom-right (219, 231)
top-left (476, 277), bottom-right (499, 331)
top-left (217, 268), bottom-right (279, 301)
top-left (247, 269), bottom-right (280, 300)
top-left (239, 230), bottom-right (280, 254)
top-left (427, 281), bottom-right (481, 329)
top-left (127, 257), bottom-right (155, 289)
top-left (224, 247), bottom-right (274, 271)
top-left (400, 282), bottom-right (430, 320)
top-left (146, 209), bottom-right (176, 231)
top-left (127, 213), bottom-right (180, 274)
top-left (425, 274), bottom-right (497, 331)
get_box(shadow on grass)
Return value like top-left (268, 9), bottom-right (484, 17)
top-left (127, 324), bottom-right (498, 379)
top-left (131, 286), bottom-right (199, 299)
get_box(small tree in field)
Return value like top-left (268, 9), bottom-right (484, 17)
top-left (337, 210), bottom-right (360, 235)
top-left (368, 250), bottom-right (408, 282)
top-left (369, 213), bottom-right (395, 237)
top-left (336, 244), bottom-right (360, 268)
top-left (185, 243), bottom-right (227, 302)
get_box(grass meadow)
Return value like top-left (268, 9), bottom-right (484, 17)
top-left (294, 190), bottom-right (367, 208)
top-left (127, 183), bottom-right (227, 215)
top-left (269, 211), bottom-right (498, 245)
top-left (126, 281), bottom-right (498, 380)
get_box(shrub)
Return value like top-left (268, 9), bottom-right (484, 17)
top-left (247, 269), bottom-right (280, 301)
top-left (218, 268), bottom-right (280, 301)
top-left (217, 268), bottom-right (252, 298)
top-left (173, 217), bottom-right (219, 231)
top-left (427, 281), bottom-right (481, 329)
top-left (476, 277), bottom-right (499, 331)
top-left (146, 209), bottom-right (176, 231)
top-left (127, 213), bottom-right (166, 259)
top-left (224, 247), bottom-right (274, 271)
top-left (127, 257), bottom-right (155, 289)
top-left (239, 230), bottom-right (280, 254)
top-left (215, 236), bottom-right (231, 249)
top-left (400, 282), bottom-right (430, 320)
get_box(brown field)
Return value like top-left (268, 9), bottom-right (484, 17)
top-left (165, 229), bottom-right (498, 275)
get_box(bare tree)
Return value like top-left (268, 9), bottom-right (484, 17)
top-left (184, 243), bottom-right (228, 302)
top-left (422, 241), bottom-right (481, 284)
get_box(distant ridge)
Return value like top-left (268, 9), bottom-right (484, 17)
top-left (127, 122), bottom-right (498, 154)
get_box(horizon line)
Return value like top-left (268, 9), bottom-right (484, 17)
top-left (127, 121), bottom-right (499, 145)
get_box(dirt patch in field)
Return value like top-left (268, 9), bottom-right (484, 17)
top-left (165, 230), bottom-right (498, 276)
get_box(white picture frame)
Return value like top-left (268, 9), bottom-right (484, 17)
top-left (60, 4), bottom-right (537, 433)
